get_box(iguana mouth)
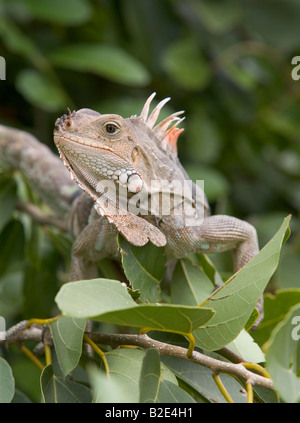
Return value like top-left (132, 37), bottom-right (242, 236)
top-left (54, 133), bottom-right (143, 194)
top-left (54, 132), bottom-right (117, 154)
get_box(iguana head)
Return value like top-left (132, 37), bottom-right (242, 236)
top-left (54, 93), bottom-right (185, 201)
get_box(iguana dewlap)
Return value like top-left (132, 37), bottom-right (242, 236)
top-left (54, 93), bottom-right (259, 282)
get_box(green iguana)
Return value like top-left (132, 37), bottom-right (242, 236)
top-left (0, 93), bottom-right (262, 321)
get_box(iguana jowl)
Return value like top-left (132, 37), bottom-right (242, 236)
top-left (53, 93), bottom-right (259, 286)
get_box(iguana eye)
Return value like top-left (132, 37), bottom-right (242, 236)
top-left (105, 123), bottom-right (118, 134)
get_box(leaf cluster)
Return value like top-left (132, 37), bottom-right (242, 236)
top-left (0, 0), bottom-right (300, 404)
top-left (0, 189), bottom-right (298, 402)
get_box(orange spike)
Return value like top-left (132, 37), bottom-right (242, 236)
top-left (165, 127), bottom-right (184, 152)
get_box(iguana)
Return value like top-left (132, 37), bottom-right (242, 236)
top-left (0, 93), bottom-right (262, 320)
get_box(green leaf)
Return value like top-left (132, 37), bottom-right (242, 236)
top-left (194, 0), bottom-right (242, 34)
top-left (266, 303), bottom-right (300, 403)
top-left (96, 303), bottom-right (214, 334)
top-left (55, 278), bottom-right (136, 317)
top-left (163, 38), bottom-right (211, 90)
top-left (197, 254), bottom-right (224, 286)
top-left (50, 317), bottom-right (86, 377)
top-left (50, 44), bottom-right (151, 86)
top-left (23, 0), bottom-right (92, 25)
top-left (225, 60), bottom-right (260, 92)
top-left (225, 329), bottom-right (265, 363)
top-left (139, 350), bottom-right (196, 403)
top-left (103, 349), bottom-right (145, 403)
top-left (193, 216), bottom-right (291, 351)
top-left (252, 289), bottom-right (300, 347)
top-left (16, 69), bottom-right (67, 111)
top-left (23, 226), bottom-right (60, 318)
top-left (0, 358), bottom-right (15, 403)
top-left (139, 349), bottom-right (161, 403)
top-left (171, 258), bottom-right (215, 306)
top-left (10, 354), bottom-right (41, 403)
top-left (277, 248), bottom-right (300, 289)
top-left (40, 365), bottom-right (92, 403)
top-left (0, 18), bottom-right (39, 59)
top-left (0, 175), bottom-right (17, 232)
top-left (87, 365), bottom-right (132, 403)
top-left (162, 356), bottom-right (247, 403)
top-left (119, 235), bottom-right (166, 302)
top-left (157, 380), bottom-right (196, 403)
top-left (245, 308), bottom-right (259, 331)
top-left (55, 278), bottom-right (214, 334)
top-left (0, 271), bottom-right (23, 319)
top-left (11, 390), bottom-right (31, 403)
top-left (97, 348), bottom-right (178, 403)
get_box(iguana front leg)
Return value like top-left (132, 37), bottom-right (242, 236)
top-left (70, 219), bottom-right (105, 281)
top-left (66, 192), bottom-right (120, 280)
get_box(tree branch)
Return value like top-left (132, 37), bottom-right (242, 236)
top-left (16, 200), bottom-right (67, 232)
top-left (3, 324), bottom-right (273, 391)
top-left (89, 331), bottom-right (273, 390)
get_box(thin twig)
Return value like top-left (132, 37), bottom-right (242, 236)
top-left (246, 380), bottom-right (254, 403)
top-left (212, 373), bottom-right (234, 403)
top-left (19, 345), bottom-right (44, 371)
top-left (16, 200), bottom-right (67, 232)
top-left (83, 334), bottom-right (109, 377)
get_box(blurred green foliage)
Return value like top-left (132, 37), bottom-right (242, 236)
top-left (1, 0), bottom-right (300, 403)
top-left (1, 0), bottom-right (300, 279)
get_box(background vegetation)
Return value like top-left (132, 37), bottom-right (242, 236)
top-left (0, 0), bottom-right (300, 403)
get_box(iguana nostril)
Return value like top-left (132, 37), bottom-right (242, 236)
top-left (54, 118), bottom-right (61, 131)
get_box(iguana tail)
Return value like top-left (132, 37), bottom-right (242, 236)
top-left (0, 124), bottom-right (79, 215)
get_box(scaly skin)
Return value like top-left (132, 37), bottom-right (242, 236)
top-left (53, 94), bottom-right (259, 281)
